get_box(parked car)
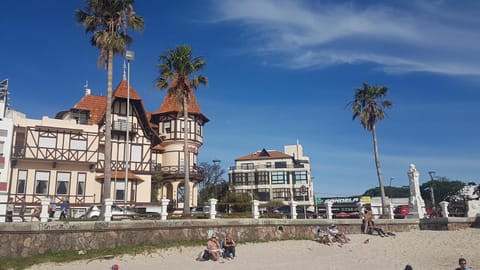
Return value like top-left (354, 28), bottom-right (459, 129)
top-left (191, 206), bottom-right (210, 215)
top-left (272, 205), bottom-right (316, 219)
top-left (394, 205), bottom-right (410, 219)
top-left (83, 204), bottom-right (136, 220)
top-left (332, 210), bottom-right (361, 219)
top-left (133, 206), bottom-right (161, 218)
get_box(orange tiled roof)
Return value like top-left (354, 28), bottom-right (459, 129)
top-left (152, 89), bottom-right (203, 115)
top-left (74, 80), bottom-right (142, 125)
top-left (236, 149), bottom-right (293, 161)
top-left (112, 80), bottom-right (142, 100)
top-left (74, 95), bottom-right (106, 125)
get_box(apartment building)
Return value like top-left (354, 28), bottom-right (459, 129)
top-left (228, 143), bottom-right (314, 206)
top-left (6, 77), bottom-right (208, 216)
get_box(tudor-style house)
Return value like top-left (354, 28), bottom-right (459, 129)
top-left (228, 143), bottom-right (314, 207)
top-left (7, 76), bottom-right (208, 217)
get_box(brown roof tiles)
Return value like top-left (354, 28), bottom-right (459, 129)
top-left (236, 149), bottom-right (293, 161)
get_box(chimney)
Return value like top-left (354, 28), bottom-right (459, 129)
top-left (84, 80), bottom-right (91, 96)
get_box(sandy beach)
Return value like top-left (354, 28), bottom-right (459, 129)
top-left (27, 228), bottom-right (479, 270)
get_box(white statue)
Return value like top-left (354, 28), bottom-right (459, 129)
top-left (407, 163), bottom-right (426, 218)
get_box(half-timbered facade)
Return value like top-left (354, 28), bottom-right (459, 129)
top-left (7, 78), bottom-right (208, 215)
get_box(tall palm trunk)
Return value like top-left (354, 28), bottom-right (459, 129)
top-left (103, 49), bottom-right (114, 202)
top-left (183, 95), bottom-right (191, 215)
top-left (372, 125), bottom-right (387, 216)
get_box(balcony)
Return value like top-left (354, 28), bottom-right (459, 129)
top-left (158, 165), bottom-right (205, 180)
top-left (112, 121), bottom-right (137, 135)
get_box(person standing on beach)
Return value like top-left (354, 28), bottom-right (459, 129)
top-left (455, 258), bottom-right (471, 270)
top-left (49, 196), bottom-right (56, 218)
top-left (19, 197), bottom-right (27, 222)
top-left (6, 197), bottom-right (14, 222)
top-left (59, 199), bottom-right (69, 220)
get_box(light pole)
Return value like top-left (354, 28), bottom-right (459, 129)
top-left (389, 177), bottom-right (394, 200)
top-left (124, 50), bottom-right (134, 212)
top-left (428, 171), bottom-right (436, 211)
top-left (213, 160), bottom-right (221, 199)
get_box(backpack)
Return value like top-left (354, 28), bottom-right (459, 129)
top-left (202, 250), bottom-right (211, 260)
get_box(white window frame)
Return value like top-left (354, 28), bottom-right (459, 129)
top-left (35, 171), bottom-right (50, 194)
top-left (56, 172), bottom-right (70, 195)
top-left (39, 137), bottom-right (56, 148)
top-left (17, 170), bottom-right (27, 194)
top-left (77, 173), bottom-right (86, 196)
top-left (131, 145), bottom-right (142, 162)
top-left (70, 139), bottom-right (87, 150)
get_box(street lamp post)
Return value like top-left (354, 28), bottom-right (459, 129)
top-left (389, 177), bottom-right (394, 200)
top-left (124, 50), bottom-right (134, 212)
top-left (428, 171), bottom-right (436, 211)
top-left (212, 160), bottom-right (221, 199)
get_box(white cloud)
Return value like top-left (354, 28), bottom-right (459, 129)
top-left (211, 0), bottom-right (480, 76)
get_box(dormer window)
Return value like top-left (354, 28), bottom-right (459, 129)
top-left (164, 122), bottom-right (171, 134)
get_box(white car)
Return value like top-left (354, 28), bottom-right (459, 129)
top-left (84, 205), bottom-right (136, 220)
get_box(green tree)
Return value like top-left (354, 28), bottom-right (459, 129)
top-left (420, 177), bottom-right (465, 209)
top-left (351, 83), bottom-right (392, 216)
top-left (156, 45), bottom-right (207, 215)
top-left (198, 161), bottom-right (226, 204)
top-left (76, 0), bottom-right (144, 207)
top-left (363, 186), bottom-right (410, 198)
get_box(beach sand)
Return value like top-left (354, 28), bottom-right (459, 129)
top-left (27, 228), bottom-right (479, 270)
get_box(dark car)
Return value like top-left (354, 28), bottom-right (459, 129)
top-left (272, 205), bottom-right (316, 219)
top-left (394, 205), bottom-right (409, 219)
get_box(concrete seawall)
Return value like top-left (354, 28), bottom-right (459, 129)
top-left (0, 217), bottom-right (474, 258)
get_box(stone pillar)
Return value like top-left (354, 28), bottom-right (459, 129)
top-left (467, 200), bottom-right (480, 218)
top-left (439, 201), bottom-right (449, 218)
top-left (290, 201), bottom-right (298, 220)
top-left (252, 200), bottom-right (260, 219)
top-left (389, 204), bottom-right (395, 220)
top-left (104, 199), bottom-right (113, 222)
top-left (160, 198), bottom-right (170, 221)
top-left (40, 198), bottom-right (49, 222)
top-left (208, 199), bottom-right (217, 219)
top-left (407, 163), bottom-right (426, 219)
top-left (325, 201), bottom-right (333, 220)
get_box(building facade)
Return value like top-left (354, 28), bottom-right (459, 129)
top-left (228, 143), bottom-right (314, 206)
top-left (6, 77), bottom-right (208, 217)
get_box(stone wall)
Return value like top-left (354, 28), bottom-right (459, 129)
top-left (0, 218), bottom-right (471, 258)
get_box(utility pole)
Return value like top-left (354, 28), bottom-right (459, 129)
top-left (428, 171), bottom-right (436, 211)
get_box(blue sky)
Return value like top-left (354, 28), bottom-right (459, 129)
top-left (1, 0), bottom-right (479, 197)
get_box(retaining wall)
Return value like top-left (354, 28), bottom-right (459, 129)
top-left (0, 218), bottom-right (474, 258)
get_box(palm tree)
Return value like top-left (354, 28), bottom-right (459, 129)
top-left (351, 82), bottom-right (392, 217)
top-left (156, 45), bottom-right (207, 215)
top-left (76, 0), bottom-right (144, 205)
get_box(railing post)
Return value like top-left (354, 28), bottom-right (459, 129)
top-left (252, 200), bottom-right (260, 219)
top-left (40, 198), bottom-right (49, 222)
top-left (289, 201), bottom-right (298, 219)
top-left (160, 198), bottom-right (170, 220)
top-left (325, 201), bottom-right (333, 220)
top-left (439, 201), bottom-right (449, 217)
top-left (104, 199), bottom-right (113, 222)
top-left (208, 198), bottom-right (217, 219)
top-left (389, 203), bottom-right (395, 220)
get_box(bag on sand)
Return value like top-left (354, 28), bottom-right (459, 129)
top-left (202, 250), bottom-right (210, 260)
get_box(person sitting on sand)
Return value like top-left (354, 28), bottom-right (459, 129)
top-left (367, 218), bottom-right (388, 237)
top-left (455, 258), bottom-right (471, 270)
top-left (207, 235), bottom-right (222, 261)
top-left (223, 234), bottom-right (236, 259)
top-left (327, 224), bottom-right (349, 244)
